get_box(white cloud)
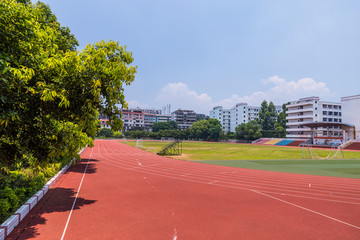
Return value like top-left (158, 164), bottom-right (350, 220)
top-left (216, 75), bottom-right (332, 107)
top-left (128, 76), bottom-right (334, 114)
top-left (127, 100), bottom-right (150, 109)
top-left (155, 82), bottom-right (212, 113)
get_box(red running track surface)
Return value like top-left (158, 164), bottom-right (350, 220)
top-left (7, 140), bottom-right (360, 240)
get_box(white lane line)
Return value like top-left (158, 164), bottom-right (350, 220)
top-left (60, 148), bottom-right (93, 240)
top-left (208, 180), bottom-right (218, 184)
top-left (252, 190), bottom-right (360, 230)
top-left (99, 159), bottom-right (360, 203)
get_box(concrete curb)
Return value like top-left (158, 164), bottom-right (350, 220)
top-left (0, 146), bottom-right (87, 240)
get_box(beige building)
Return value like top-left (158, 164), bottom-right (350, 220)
top-left (341, 94), bottom-right (360, 140)
top-left (286, 97), bottom-right (342, 139)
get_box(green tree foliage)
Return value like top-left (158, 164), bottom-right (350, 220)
top-left (190, 119), bottom-right (222, 140)
top-left (235, 121), bottom-right (262, 141)
top-left (274, 126), bottom-right (286, 138)
top-left (152, 121), bottom-right (178, 132)
top-left (275, 103), bottom-right (288, 129)
top-left (258, 100), bottom-right (277, 130)
top-left (97, 128), bottom-right (114, 138)
top-left (0, 0), bottom-right (136, 168)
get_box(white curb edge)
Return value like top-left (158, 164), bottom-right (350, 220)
top-left (0, 146), bottom-right (87, 240)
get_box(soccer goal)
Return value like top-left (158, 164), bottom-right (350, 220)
top-left (135, 139), bottom-right (143, 148)
top-left (301, 144), bottom-right (344, 159)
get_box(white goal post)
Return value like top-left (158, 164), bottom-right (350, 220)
top-left (301, 144), bottom-right (344, 159)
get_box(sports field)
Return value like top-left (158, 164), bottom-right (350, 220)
top-left (8, 140), bottom-right (360, 239)
top-left (123, 140), bottom-right (360, 179)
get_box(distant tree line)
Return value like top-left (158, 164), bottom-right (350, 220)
top-left (123, 119), bottom-right (223, 141)
top-left (235, 100), bottom-right (288, 141)
top-left (119, 101), bottom-right (288, 142)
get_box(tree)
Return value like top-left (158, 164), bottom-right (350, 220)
top-left (275, 103), bottom-right (288, 129)
top-left (274, 126), bottom-right (286, 138)
top-left (97, 128), bottom-right (114, 138)
top-left (258, 100), bottom-right (277, 130)
top-left (190, 120), bottom-right (210, 140)
top-left (190, 119), bottom-right (222, 141)
top-left (152, 121), bottom-right (178, 132)
top-left (208, 119), bottom-right (222, 141)
top-left (0, 0), bottom-right (136, 168)
top-left (235, 121), bottom-right (262, 141)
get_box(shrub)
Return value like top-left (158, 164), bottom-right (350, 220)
top-left (0, 187), bottom-right (19, 212)
top-left (0, 199), bottom-right (10, 220)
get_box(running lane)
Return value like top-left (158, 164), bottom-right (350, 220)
top-left (8, 140), bottom-right (360, 239)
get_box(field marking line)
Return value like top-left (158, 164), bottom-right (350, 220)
top-left (252, 190), bottom-right (360, 230)
top-left (99, 156), bottom-right (360, 202)
top-left (104, 154), bottom-right (360, 194)
top-left (98, 160), bottom-right (360, 205)
top-left (101, 144), bottom-right (360, 190)
top-left (60, 147), bottom-right (93, 240)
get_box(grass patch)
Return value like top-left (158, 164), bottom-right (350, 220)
top-left (123, 140), bottom-right (360, 160)
top-left (122, 140), bottom-right (360, 179)
top-left (195, 159), bottom-right (360, 179)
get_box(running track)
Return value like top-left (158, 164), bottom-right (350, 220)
top-left (8, 140), bottom-right (360, 239)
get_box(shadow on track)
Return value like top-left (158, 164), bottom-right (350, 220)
top-left (7, 187), bottom-right (97, 240)
top-left (67, 158), bottom-right (99, 174)
top-left (7, 159), bottom-right (98, 240)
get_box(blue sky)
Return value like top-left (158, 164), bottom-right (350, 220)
top-left (41, 0), bottom-right (360, 114)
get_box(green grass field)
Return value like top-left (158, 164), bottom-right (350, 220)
top-left (122, 140), bottom-right (360, 179)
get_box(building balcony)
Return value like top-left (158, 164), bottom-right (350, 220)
top-left (286, 114), bottom-right (313, 120)
top-left (287, 102), bottom-right (313, 108)
top-left (286, 122), bottom-right (304, 126)
top-left (286, 127), bottom-right (311, 132)
top-left (287, 107), bottom-right (314, 114)
top-left (286, 134), bottom-right (312, 138)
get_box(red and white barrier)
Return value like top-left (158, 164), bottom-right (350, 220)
top-left (14, 205), bottom-right (29, 221)
top-left (0, 145), bottom-right (88, 239)
top-left (25, 197), bottom-right (37, 211)
top-left (0, 215), bottom-right (19, 240)
top-left (35, 190), bottom-right (44, 202)
top-left (0, 228), bottom-right (5, 240)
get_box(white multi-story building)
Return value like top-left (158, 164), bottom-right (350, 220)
top-left (121, 108), bottom-right (161, 131)
top-left (210, 106), bottom-right (231, 132)
top-left (286, 97), bottom-right (342, 139)
top-left (341, 94), bottom-right (360, 140)
top-left (154, 114), bottom-right (172, 123)
top-left (210, 103), bottom-right (282, 132)
top-left (171, 109), bottom-right (197, 130)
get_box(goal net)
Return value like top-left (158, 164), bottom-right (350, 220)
top-left (135, 139), bottom-right (143, 148)
top-left (301, 144), bottom-right (344, 159)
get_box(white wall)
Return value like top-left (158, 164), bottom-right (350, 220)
top-left (342, 95), bottom-right (360, 139)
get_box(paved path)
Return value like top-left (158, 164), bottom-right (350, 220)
top-left (8, 140), bottom-right (360, 239)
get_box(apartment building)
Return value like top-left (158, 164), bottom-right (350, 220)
top-left (154, 114), bottom-right (172, 123)
top-left (121, 109), bottom-right (145, 131)
top-left (99, 119), bottom-right (110, 128)
top-left (171, 109), bottom-right (197, 130)
top-left (210, 103), bottom-right (282, 132)
top-left (286, 97), bottom-right (342, 138)
top-left (196, 113), bottom-right (210, 122)
top-left (210, 106), bottom-right (230, 132)
top-left (341, 94), bottom-right (360, 140)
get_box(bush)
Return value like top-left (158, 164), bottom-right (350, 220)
top-left (1, 187), bottom-right (19, 211)
top-left (0, 163), bottom-right (60, 223)
top-left (113, 132), bottom-right (122, 138)
top-left (97, 128), bottom-right (114, 138)
top-left (0, 199), bottom-right (10, 220)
